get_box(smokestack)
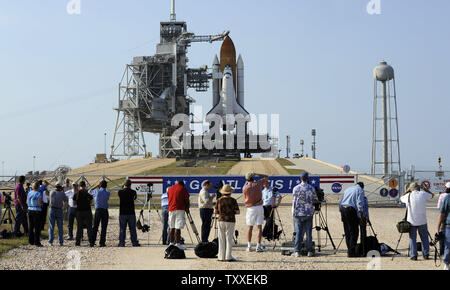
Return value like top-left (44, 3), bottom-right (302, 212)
top-left (170, 0), bottom-right (176, 21)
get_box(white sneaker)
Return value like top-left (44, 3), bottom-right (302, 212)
top-left (175, 243), bottom-right (186, 250)
top-left (444, 264), bottom-right (449, 270)
top-left (246, 246), bottom-right (252, 252)
top-left (294, 252), bottom-right (301, 257)
top-left (307, 252), bottom-right (314, 257)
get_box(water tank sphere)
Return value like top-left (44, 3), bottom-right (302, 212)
top-left (373, 61), bottom-right (394, 82)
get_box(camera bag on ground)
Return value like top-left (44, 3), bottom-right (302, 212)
top-left (280, 240), bottom-right (315, 256)
top-left (396, 193), bottom-right (411, 233)
top-left (164, 245), bottom-right (186, 259)
top-left (356, 236), bottom-right (380, 257)
top-left (262, 217), bottom-right (282, 241)
top-left (194, 238), bottom-right (219, 258)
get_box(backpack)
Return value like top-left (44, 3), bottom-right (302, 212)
top-left (396, 193), bottom-right (411, 233)
top-left (194, 238), bottom-right (219, 258)
top-left (164, 245), bottom-right (186, 259)
top-left (356, 236), bottom-right (381, 257)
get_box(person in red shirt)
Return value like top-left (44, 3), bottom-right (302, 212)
top-left (167, 181), bottom-right (190, 250)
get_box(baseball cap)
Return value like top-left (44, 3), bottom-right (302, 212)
top-left (300, 172), bottom-right (309, 179)
top-left (245, 172), bottom-right (255, 181)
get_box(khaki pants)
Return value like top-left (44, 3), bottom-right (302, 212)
top-left (218, 221), bottom-right (235, 261)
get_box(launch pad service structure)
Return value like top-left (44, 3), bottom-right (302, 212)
top-left (110, 0), bottom-right (272, 160)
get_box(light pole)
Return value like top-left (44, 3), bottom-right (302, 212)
top-left (311, 129), bottom-right (316, 159)
top-left (300, 139), bottom-right (304, 157)
top-left (33, 156), bottom-right (36, 174)
top-left (104, 132), bottom-right (107, 155)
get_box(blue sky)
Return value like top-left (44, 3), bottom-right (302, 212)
top-left (0, 0), bottom-right (449, 175)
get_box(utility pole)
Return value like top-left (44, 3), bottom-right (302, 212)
top-left (300, 139), bottom-right (304, 157)
top-left (33, 156), bottom-right (36, 174)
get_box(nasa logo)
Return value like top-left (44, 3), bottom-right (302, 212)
top-left (380, 188), bottom-right (388, 197)
top-left (389, 189), bottom-right (398, 198)
top-left (331, 183), bottom-right (342, 193)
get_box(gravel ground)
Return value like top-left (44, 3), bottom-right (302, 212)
top-left (0, 205), bottom-right (444, 270)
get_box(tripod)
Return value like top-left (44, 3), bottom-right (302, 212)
top-left (267, 206), bottom-right (288, 249)
top-left (313, 203), bottom-right (336, 252)
top-left (1, 202), bottom-right (16, 233)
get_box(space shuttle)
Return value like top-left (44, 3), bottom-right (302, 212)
top-left (207, 36), bottom-right (249, 118)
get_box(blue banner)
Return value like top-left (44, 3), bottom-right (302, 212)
top-left (163, 175), bottom-right (320, 194)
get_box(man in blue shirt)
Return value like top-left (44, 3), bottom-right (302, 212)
top-left (436, 194), bottom-right (450, 270)
top-left (339, 182), bottom-right (366, 257)
top-left (90, 180), bottom-right (110, 247)
top-left (262, 182), bottom-right (282, 220)
top-left (292, 172), bottom-right (317, 257)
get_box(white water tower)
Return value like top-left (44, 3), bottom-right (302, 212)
top-left (371, 61), bottom-right (401, 176)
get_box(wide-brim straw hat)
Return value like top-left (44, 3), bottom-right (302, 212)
top-left (220, 184), bottom-right (235, 195)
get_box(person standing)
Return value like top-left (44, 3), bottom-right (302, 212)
top-left (198, 180), bottom-right (215, 243)
top-left (63, 178), bottom-right (72, 221)
top-left (48, 182), bottom-right (68, 246)
top-left (118, 180), bottom-right (140, 247)
top-left (90, 180), bottom-right (110, 247)
top-left (215, 184), bottom-right (240, 262)
top-left (167, 181), bottom-right (190, 250)
top-left (339, 182), bottom-right (366, 257)
top-left (437, 182), bottom-right (450, 255)
top-left (292, 173), bottom-right (317, 257)
top-left (161, 189), bottom-right (170, 245)
top-left (73, 181), bottom-right (94, 247)
top-left (262, 181), bottom-right (282, 221)
top-left (65, 182), bottom-right (79, 240)
top-left (13, 176), bottom-right (28, 236)
top-left (243, 172), bottom-right (268, 252)
top-left (436, 189), bottom-right (450, 270)
top-left (27, 182), bottom-right (43, 247)
top-left (400, 182), bottom-right (434, 261)
top-left (37, 180), bottom-right (50, 232)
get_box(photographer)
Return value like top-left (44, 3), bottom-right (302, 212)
top-left (13, 176), bottom-right (28, 236)
top-left (292, 172), bottom-right (317, 257)
top-left (339, 182), bottom-right (366, 257)
top-left (437, 182), bottom-right (450, 256)
top-left (198, 180), bottom-right (215, 243)
top-left (400, 182), bottom-right (434, 261)
top-left (243, 172), bottom-right (268, 253)
top-left (436, 183), bottom-right (450, 270)
top-left (262, 182), bottom-right (282, 220)
top-left (118, 179), bottom-right (140, 247)
top-left (168, 181), bottom-right (190, 250)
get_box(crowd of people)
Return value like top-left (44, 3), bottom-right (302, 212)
top-left (4, 173), bottom-right (450, 270)
top-left (10, 176), bottom-right (140, 248)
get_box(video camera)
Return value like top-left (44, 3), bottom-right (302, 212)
top-left (214, 181), bottom-right (224, 199)
top-left (313, 187), bottom-right (325, 211)
top-left (2, 192), bottom-right (12, 206)
top-left (146, 182), bottom-right (153, 200)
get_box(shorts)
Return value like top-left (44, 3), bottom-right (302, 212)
top-left (169, 210), bottom-right (186, 229)
top-left (246, 206), bottom-right (264, 226)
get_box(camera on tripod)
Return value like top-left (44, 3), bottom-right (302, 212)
top-left (2, 192), bottom-right (12, 207)
top-left (313, 187), bottom-right (325, 212)
top-left (146, 182), bottom-right (154, 200)
top-left (213, 181), bottom-right (224, 199)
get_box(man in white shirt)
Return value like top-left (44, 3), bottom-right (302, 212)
top-left (400, 182), bottom-right (434, 261)
top-left (198, 180), bottom-right (215, 243)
